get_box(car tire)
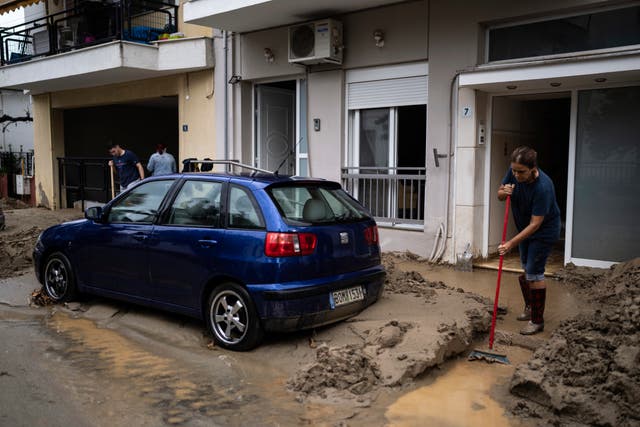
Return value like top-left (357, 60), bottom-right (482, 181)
top-left (207, 283), bottom-right (263, 351)
top-left (43, 252), bottom-right (77, 303)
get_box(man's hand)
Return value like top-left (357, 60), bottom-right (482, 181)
top-left (108, 160), bottom-right (114, 167)
top-left (498, 240), bottom-right (514, 256)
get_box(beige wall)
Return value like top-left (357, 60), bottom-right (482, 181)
top-left (35, 72), bottom-right (215, 208)
top-left (178, 0), bottom-right (214, 39)
top-left (239, 0), bottom-right (427, 81)
top-left (179, 70), bottom-right (216, 161)
top-left (33, 94), bottom-right (64, 209)
top-left (51, 76), bottom-right (180, 109)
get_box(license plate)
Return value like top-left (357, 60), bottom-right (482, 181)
top-left (330, 286), bottom-right (365, 308)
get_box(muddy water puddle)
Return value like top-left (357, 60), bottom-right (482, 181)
top-left (386, 347), bottom-right (534, 427)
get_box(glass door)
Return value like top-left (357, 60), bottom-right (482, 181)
top-left (355, 108), bottom-right (395, 219)
top-left (569, 86), bottom-right (640, 265)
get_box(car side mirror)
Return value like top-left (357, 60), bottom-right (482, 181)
top-left (85, 206), bottom-right (104, 222)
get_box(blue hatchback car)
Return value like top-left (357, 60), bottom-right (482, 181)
top-left (34, 172), bottom-right (385, 350)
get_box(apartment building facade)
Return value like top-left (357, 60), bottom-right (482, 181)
top-left (184, 0), bottom-right (639, 267)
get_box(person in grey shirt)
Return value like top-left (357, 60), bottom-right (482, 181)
top-left (147, 144), bottom-right (176, 176)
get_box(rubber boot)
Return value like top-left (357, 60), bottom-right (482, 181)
top-left (517, 274), bottom-right (531, 321)
top-left (520, 288), bottom-right (545, 335)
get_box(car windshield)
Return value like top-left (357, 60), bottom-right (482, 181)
top-left (268, 185), bottom-right (371, 224)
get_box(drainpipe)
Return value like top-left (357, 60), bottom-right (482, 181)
top-left (223, 30), bottom-right (229, 161)
top-left (431, 72), bottom-right (460, 262)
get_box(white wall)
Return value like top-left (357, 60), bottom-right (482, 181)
top-left (0, 90), bottom-right (34, 152)
top-left (0, 7), bottom-right (24, 28)
top-left (0, 2), bottom-right (45, 28)
top-left (307, 70), bottom-right (343, 182)
top-left (23, 2), bottom-right (45, 21)
top-left (0, 2), bottom-right (47, 154)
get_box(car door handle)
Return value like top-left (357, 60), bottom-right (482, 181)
top-left (198, 239), bottom-right (218, 248)
top-left (132, 232), bottom-right (149, 241)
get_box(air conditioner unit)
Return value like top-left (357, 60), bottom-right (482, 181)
top-left (288, 19), bottom-right (343, 65)
top-left (32, 28), bottom-right (50, 55)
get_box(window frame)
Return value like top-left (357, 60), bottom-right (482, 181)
top-left (267, 183), bottom-right (371, 226)
top-left (225, 184), bottom-right (266, 230)
top-left (161, 179), bottom-right (226, 229)
top-left (348, 106), bottom-right (398, 220)
top-left (106, 179), bottom-right (177, 225)
top-left (484, 3), bottom-right (640, 64)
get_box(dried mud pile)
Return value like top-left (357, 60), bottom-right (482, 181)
top-left (510, 258), bottom-right (640, 427)
top-left (0, 226), bottom-right (42, 279)
top-left (0, 205), bottom-right (82, 279)
top-left (288, 254), bottom-right (493, 403)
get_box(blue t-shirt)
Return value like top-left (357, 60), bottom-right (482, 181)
top-left (147, 152), bottom-right (176, 176)
top-left (113, 150), bottom-right (141, 188)
top-left (501, 168), bottom-right (561, 241)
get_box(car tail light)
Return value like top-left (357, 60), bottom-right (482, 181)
top-left (265, 232), bottom-right (317, 257)
top-left (364, 225), bottom-right (379, 246)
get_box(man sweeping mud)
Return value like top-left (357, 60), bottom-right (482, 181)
top-left (497, 146), bottom-right (561, 335)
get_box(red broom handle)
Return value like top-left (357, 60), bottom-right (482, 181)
top-left (489, 195), bottom-right (511, 350)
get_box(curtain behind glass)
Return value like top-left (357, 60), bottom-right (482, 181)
top-left (358, 108), bottom-right (389, 218)
top-left (573, 87), bottom-right (640, 262)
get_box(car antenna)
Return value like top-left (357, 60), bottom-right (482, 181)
top-left (273, 137), bottom-right (303, 176)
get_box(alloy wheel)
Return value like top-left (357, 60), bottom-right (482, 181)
top-left (45, 258), bottom-right (68, 300)
top-left (210, 290), bottom-right (249, 345)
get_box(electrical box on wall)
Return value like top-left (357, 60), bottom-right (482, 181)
top-left (288, 19), bottom-right (343, 65)
top-left (15, 175), bottom-right (31, 195)
top-left (478, 123), bottom-right (486, 145)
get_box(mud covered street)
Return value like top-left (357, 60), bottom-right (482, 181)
top-left (0, 207), bottom-right (638, 426)
top-left (0, 266), bottom-right (501, 426)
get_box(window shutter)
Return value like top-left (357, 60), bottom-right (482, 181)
top-left (348, 75), bottom-right (428, 110)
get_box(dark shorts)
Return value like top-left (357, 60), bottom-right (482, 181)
top-left (519, 239), bottom-right (554, 281)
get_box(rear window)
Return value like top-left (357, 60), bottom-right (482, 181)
top-left (268, 185), bottom-right (371, 224)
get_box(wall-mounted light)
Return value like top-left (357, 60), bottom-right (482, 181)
top-left (264, 48), bottom-right (275, 63)
top-left (550, 82), bottom-right (562, 87)
top-left (228, 75), bottom-right (242, 84)
top-left (594, 77), bottom-right (607, 83)
top-left (373, 29), bottom-right (385, 48)
top-left (506, 85), bottom-right (517, 90)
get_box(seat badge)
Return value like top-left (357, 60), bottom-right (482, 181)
top-left (339, 232), bottom-right (349, 244)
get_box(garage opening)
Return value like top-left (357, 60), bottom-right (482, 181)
top-left (484, 93), bottom-right (570, 274)
top-left (60, 96), bottom-right (178, 208)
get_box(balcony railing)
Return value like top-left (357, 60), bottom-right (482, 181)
top-left (1, 0), bottom-right (177, 66)
top-left (341, 166), bottom-right (426, 226)
top-left (1, 149), bottom-right (34, 176)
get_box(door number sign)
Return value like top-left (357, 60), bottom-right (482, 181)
top-left (461, 106), bottom-right (473, 118)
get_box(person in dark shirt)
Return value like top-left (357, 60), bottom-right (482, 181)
top-left (498, 146), bottom-right (561, 335)
top-left (108, 143), bottom-right (145, 191)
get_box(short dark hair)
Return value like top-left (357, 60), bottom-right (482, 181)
top-left (511, 146), bottom-right (537, 169)
top-left (109, 142), bottom-right (122, 150)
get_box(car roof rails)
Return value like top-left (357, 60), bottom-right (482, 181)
top-left (182, 159), bottom-right (273, 175)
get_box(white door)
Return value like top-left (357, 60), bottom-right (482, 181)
top-left (256, 85), bottom-right (295, 174)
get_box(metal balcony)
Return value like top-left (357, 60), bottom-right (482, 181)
top-left (341, 166), bottom-right (426, 226)
top-left (1, 0), bottom-right (178, 66)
